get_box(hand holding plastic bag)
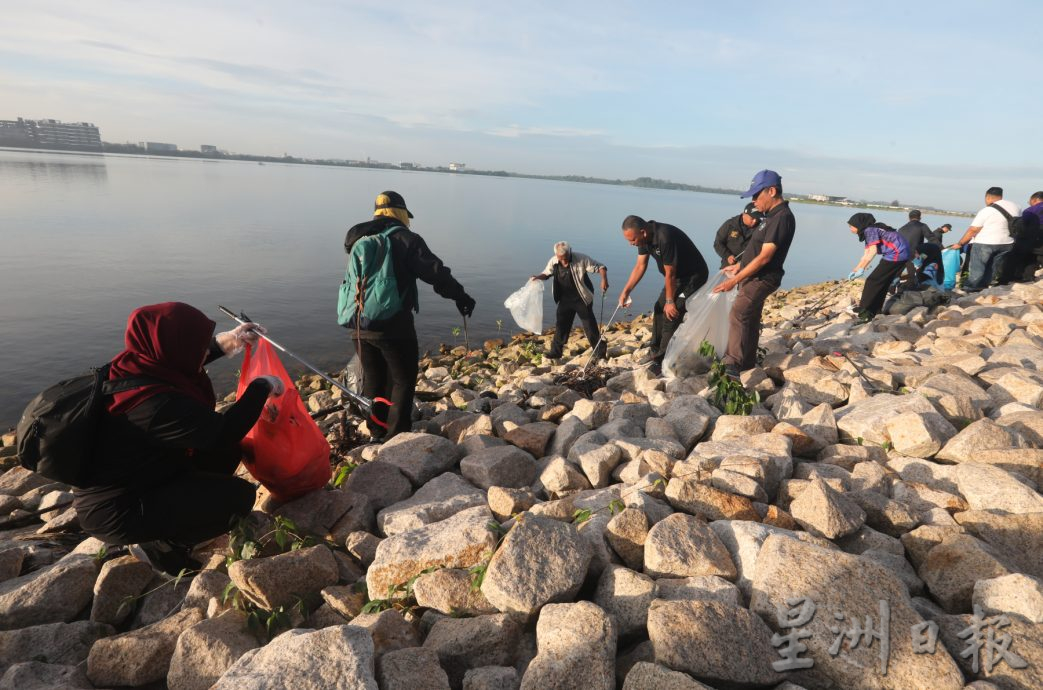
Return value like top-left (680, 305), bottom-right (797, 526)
top-left (662, 270), bottom-right (737, 378)
top-left (504, 280), bottom-right (544, 334)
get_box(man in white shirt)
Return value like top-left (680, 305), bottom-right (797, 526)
top-left (951, 186), bottom-right (1019, 290)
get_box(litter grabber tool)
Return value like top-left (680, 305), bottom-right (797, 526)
top-left (218, 306), bottom-right (391, 429)
top-left (582, 298), bottom-right (628, 373)
top-left (462, 315), bottom-right (471, 353)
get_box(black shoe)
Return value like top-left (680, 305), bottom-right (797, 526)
top-left (723, 364), bottom-right (741, 382)
top-left (130, 540), bottom-right (201, 577)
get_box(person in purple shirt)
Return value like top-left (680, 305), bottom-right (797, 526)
top-left (1005, 191), bottom-right (1043, 282)
top-left (845, 212), bottom-right (910, 322)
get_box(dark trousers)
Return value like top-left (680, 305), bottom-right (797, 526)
top-left (723, 278), bottom-right (778, 371)
top-left (651, 275), bottom-right (707, 364)
top-left (1000, 245), bottom-right (1042, 283)
top-left (859, 260), bottom-right (906, 315)
top-left (355, 336), bottom-right (419, 439)
top-left (549, 297), bottom-right (603, 358)
top-left (78, 446), bottom-right (256, 547)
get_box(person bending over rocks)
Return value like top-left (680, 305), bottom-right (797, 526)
top-left (530, 241), bottom-right (609, 361)
top-left (845, 213), bottom-right (910, 322)
top-left (74, 302), bottom-right (280, 575)
top-left (619, 215), bottom-right (709, 376)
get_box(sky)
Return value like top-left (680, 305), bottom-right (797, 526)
top-left (1, 0), bottom-right (1039, 210)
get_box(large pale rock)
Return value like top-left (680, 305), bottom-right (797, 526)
top-left (918, 534), bottom-right (1012, 612)
top-left (835, 393), bottom-right (936, 445)
top-left (576, 443), bottom-right (624, 488)
top-left (423, 614), bottom-right (523, 688)
top-left (605, 508), bottom-right (649, 571)
top-left (413, 568), bottom-right (495, 616)
top-left (183, 569), bottom-right (231, 610)
top-left (378, 647), bottom-right (450, 690)
top-left (462, 666), bottom-right (519, 689)
top-left (547, 417), bottom-right (589, 457)
top-left (487, 486), bottom-right (537, 522)
top-left (664, 476), bottom-right (760, 521)
top-left (461, 446), bottom-right (538, 490)
top-left (367, 506), bottom-right (497, 599)
top-left (0, 621), bottom-right (112, 673)
top-left (709, 519), bottom-right (830, 598)
top-left (481, 513), bottom-right (591, 616)
top-left (347, 609), bottom-right (420, 658)
top-left (644, 513), bottom-right (736, 580)
top-left (751, 534), bottom-right (965, 690)
top-left (378, 433), bottom-right (464, 486)
top-left (954, 463), bottom-right (1043, 513)
top-left (973, 573), bottom-right (1043, 623)
top-left (936, 419), bottom-right (1027, 463)
top-left (378, 472), bottom-right (486, 536)
top-left (990, 371), bottom-right (1043, 407)
top-left (211, 625), bottom-right (377, 690)
top-left (276, 487), bottom-right (373, 539)
top-left (655, 575), bottom-right (741, 606)
top-left (90, 555), bottom-right (154, 626)
top-left (710, 414), bottom-right (776, 441)
top-left (537, 456), bottom-right (592, 497)
top-left (504, 422), bottom-right (557, 458)
top-left (648, 599), bottom-right (782, 687)
top-left (87, 607), bottom-right (203, 687)
top-left (130, 573), bottom-right (191, 629)
top-left (847, 490), bottom-right (920, 537)
top-left (444, 414), bottom-right (496, 444)
top-left (918, 372), bottom-right (993, 422)
top-left (789, 478), bottom-right (866, 539)
top-left (567, 399), bottom-right (613, 427)
top-left (0, 467), bottom-right (50, 496)
top-left (593, 565), bottom-right (656, 636)
top-left (577, 512), bottom-right (618, 577)
top-left (228, 545), bottom-right (338, 610)
top-left (783, 365), bottom-right (850, 405)
top-left (520, 602), bottom-right (616, 690)
top-left (490, 403), bottom-right (532, 437)
top-left (885, 411), bottom-right (957, 458)
top-left (0, 552), bottom-right (98, 630)
top-left (932, 607), bottom-right (1043, 690)
top-left (622, 662), bottom-right (714, 689)
top-left (955, 510), bottom-right (1043, 579)
top-left (341, 461), bottom-right (413, 511)
top-left (0, 662), bottom-right (91, 689)
top-left (167, 610), bottom-right (261, 690)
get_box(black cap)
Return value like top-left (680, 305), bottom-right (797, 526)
top-left (743, 202), bottom-right (765, 221)
top-left (374, 190), bottom-right (413, 218)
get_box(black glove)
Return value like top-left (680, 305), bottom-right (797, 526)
top-left (456, 294), bottom-right (476, 318)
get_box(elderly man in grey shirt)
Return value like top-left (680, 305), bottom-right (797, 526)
top-left (531, 241), bottom-right (609, 360)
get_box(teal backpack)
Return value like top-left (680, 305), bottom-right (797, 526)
top-left (337, 226), bottom-right (406, 328)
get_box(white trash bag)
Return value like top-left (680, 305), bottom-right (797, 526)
top-left (504, 280), bottom-right (544, 334)
top-left (663, 270), bottom-right (737, 378)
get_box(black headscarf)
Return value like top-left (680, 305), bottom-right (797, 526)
top-left (847, 212), bottom-right (877, 243)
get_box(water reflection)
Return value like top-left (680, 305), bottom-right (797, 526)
top-left (0, 151), bottom-right (108, 185)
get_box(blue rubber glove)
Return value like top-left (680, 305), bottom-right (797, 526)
top-left (847, 269), bottom-right (865, 281)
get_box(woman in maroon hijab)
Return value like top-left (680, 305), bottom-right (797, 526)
top-left (74, 302), bottom-right (282, 575)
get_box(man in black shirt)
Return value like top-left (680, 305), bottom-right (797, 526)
top-left (619, 216), bottom-right (709, 374)
top-left (713, 202), bottom-right (764, 268)
top-left (530, 241), bottom-right (609, 360)
top-left (714, 169), bottom-right (796, 375)
top-left (898, 210), bottom-right (931, 286)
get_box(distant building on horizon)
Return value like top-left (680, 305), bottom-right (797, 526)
top-left (449, 162), bottom-right (466, 171)
top-left (807, 194), bottom-right (847, 203)
top-left (141, 141), bottom-right (178, 153)
top-left (0, 117), bottom-right (102, 151)
top-left (200, 144), bottom-right (218, 154)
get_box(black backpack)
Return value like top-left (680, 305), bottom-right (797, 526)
top-left (16, 364), bottom-right (157, 486)
top-left (989, 203), bottom-right (1025, 239)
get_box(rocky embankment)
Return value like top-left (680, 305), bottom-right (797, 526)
top-left (0, 278), bottom-right (1042, 689)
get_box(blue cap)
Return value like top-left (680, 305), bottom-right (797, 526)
top-left (740, 169), bottom-right (782, 198)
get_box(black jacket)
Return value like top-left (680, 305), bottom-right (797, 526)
top-left (713, 215), bottom-right (752, 268)
top-left (344, 216), bottom-right (467, 336)
top-left (898, 220), bottom-right (930, 253)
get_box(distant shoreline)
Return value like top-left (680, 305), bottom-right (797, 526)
top-left (0, 145), bottom-right (973, 218)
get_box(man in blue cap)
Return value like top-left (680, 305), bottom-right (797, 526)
top-left (713, 170), bottom-right (796, 377)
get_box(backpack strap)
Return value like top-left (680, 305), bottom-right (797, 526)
top-left (989, 202), bottom-right (1014, 223)
top-left (94, 365), bottom-right (164, 396)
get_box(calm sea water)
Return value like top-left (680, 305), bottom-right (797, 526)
top-left (0, 149), bottom-right (952, 426)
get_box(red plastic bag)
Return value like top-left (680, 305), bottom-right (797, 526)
top-left (236, 340), bottom-right (331, 502)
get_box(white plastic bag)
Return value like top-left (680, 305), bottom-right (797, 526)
top-left (504, 280), bottom-right (544, 334)
top-left (663, 270), bottom-right (737, 378)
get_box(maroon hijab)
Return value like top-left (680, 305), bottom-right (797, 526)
top-left (107, 302), bottom-right (218, 414)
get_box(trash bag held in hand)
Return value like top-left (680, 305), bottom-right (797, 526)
top-left (504, 280), bottom-right (544, 334)
top-left (235, 340), bottom-right (331, 502)
top-left (662, 271), bottom-right (737, 378)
